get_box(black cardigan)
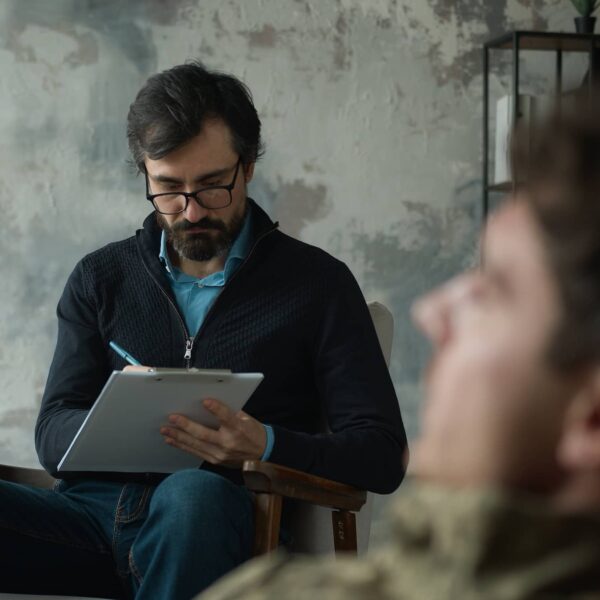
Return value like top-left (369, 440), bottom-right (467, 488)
top-left (36, 200), bottom-right (407, 493)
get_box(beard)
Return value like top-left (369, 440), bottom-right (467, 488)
top-left (157, 207), bottom-right (246, 262)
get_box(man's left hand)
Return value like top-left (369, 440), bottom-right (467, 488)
top-left (160, 398), bottom-right (267, 468)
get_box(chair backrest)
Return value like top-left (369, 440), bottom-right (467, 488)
top-left (286, 301), bottom-right (394, 555)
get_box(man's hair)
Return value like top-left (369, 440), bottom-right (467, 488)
top-left (127, 60), bottom-right (264, 171)
top-left (512, 95), bottom-right (600, 369)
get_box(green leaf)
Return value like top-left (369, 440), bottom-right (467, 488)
top-left (570, 0), bottom-right (598, 15)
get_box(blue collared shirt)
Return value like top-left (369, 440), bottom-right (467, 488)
top-left (159, 207), bottom-right (274, 461)
top-left (159, 210), bottom-right (254, 337)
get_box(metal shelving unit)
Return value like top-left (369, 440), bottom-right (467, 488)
top-left (482, 30), bottom-right (600, 219)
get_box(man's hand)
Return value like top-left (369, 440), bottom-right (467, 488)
top-left (160, 398), bottom-right (267, 468)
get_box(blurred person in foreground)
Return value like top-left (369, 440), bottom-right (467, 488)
top-left (198, 100), bottom-right (600, 599)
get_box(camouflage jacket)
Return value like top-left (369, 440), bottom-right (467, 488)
top-left (198, 482), bottom-right (600, 600)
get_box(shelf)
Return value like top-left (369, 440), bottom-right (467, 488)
top-left (483, 29), bottom-right (599, 220)
top-left (485, 30), bottom-right (600, 52)
top-left (486, 182), bottom-right (513, 192)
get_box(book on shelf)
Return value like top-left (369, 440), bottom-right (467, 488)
top-left (493, 94), bottom-right (535, 186)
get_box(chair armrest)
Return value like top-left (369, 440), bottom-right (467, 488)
top-left (0, 464), bottom-right (55, 489)
top-left (242, 460), bottom-right (366, 512)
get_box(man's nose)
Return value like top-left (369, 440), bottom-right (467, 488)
top-left (184, 195), bottom-right (209, 223)
top-left (411, 288), bottom-right (451, 347)
top-left (412, 273), bottom-right (478, 347)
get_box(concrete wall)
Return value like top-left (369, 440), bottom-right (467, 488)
top-left (0, 0), bottom-right (582, 524)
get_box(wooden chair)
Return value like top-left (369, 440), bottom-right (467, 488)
top-left (243, 460), bottom-right (367, 555)
top-left (0, 302), bottom-right (394, 597)
top-left (243, 301), bottom-right (394, 556)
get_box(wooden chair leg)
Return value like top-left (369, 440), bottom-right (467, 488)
top-left (332, 509), bottom-right (357, 555)
top-left (253, 492), bottom-right (282, 556)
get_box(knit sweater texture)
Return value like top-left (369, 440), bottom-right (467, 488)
top-left (36, 200), bottom-right (407, 493)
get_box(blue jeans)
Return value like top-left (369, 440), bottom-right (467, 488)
top-left (0, 469), bottom-right (254, 599)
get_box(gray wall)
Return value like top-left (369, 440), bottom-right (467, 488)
top-left (0, 0), bottom-right (580, 525)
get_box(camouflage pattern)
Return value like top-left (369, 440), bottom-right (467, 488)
top-left (198, 481), bottom-right (600, 600)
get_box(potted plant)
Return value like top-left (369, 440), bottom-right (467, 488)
top-left (570, 0), bottom-right (598, 33)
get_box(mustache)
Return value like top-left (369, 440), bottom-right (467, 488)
top-left (172, 217), bottom-right (226, 233)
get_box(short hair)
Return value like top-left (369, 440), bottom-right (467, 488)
top-left (126, 60), bottom-right (264, 171)
top-left (512, 94), bottom-right (600, 369)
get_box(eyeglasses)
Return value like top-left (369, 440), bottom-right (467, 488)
top-left (145, 159), bottom-right (241, 214)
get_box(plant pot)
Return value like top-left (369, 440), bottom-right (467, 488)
top-left (574, 16), bottom-right (597, 33)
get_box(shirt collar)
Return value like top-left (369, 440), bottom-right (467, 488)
top-left (159, 203), bottom-right (254, 283)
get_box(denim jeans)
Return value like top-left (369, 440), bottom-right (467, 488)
top-left (0, 469), bottom-right (254, 599)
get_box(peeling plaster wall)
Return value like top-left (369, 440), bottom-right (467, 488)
top-left (0, 0), bottom-right (580, 531)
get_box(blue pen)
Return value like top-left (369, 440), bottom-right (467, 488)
top-left (109, 341), bottom-right (142, 366)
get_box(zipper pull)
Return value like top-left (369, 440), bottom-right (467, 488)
top-left (184, 338), bottom-right (193, 361)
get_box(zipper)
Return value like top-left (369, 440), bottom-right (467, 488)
top-left (139, 222), bottom-right (278, 367)
top-left (140, 258), bottom-right (193, 366)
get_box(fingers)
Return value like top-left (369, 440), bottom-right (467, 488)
top-left (161, 423), bottom-right (242, 466)
top-left (162, 426), bottom-right (223, 464)
top-left (164, 415), bottom-right (221, 445)
top-left (202, 397), bottom-right (234, 423)
top-left (165, 438), bottom-right (223, 465)
top-left (161, 401), bottom-right (265, 467)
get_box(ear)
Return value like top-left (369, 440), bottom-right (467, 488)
top-left (243, 162), bottom-right (255, 184)
top-left (557, 369), bottom-right (600, 472)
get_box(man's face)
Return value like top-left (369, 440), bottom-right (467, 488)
top-left (145, 119), bottom-right (253, 263)
top-left (412, 200), bottom-right (576, 493)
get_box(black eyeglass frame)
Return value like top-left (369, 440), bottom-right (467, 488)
top-left (145, 158), bottom-right (242, 214)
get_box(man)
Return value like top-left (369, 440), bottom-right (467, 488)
top-left (0, 62), bottom-right (407, 599)
top-left (198, 103), bottom-right (600, 599)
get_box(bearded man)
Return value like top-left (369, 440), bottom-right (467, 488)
top-left (0, 62), bottom-right (407, 599)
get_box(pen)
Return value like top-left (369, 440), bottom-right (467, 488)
top-left (109, 341), bottom-right (142, 366)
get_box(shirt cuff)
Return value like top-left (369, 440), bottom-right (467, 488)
top-left (260, 424), bottom-right (275, 461)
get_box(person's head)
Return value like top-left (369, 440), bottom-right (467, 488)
top-left (127, 61), bottom-right (264, 262)
top-left (412, 100), bottom-right (600, 508)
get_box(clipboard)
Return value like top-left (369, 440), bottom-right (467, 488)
top-left (57, 369), bottom-right (264, 473)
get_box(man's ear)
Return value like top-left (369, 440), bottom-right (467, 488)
top-left (243, 162), bottom-right (255, 184)
top-left (558, 369), bottom-right (600, 472)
